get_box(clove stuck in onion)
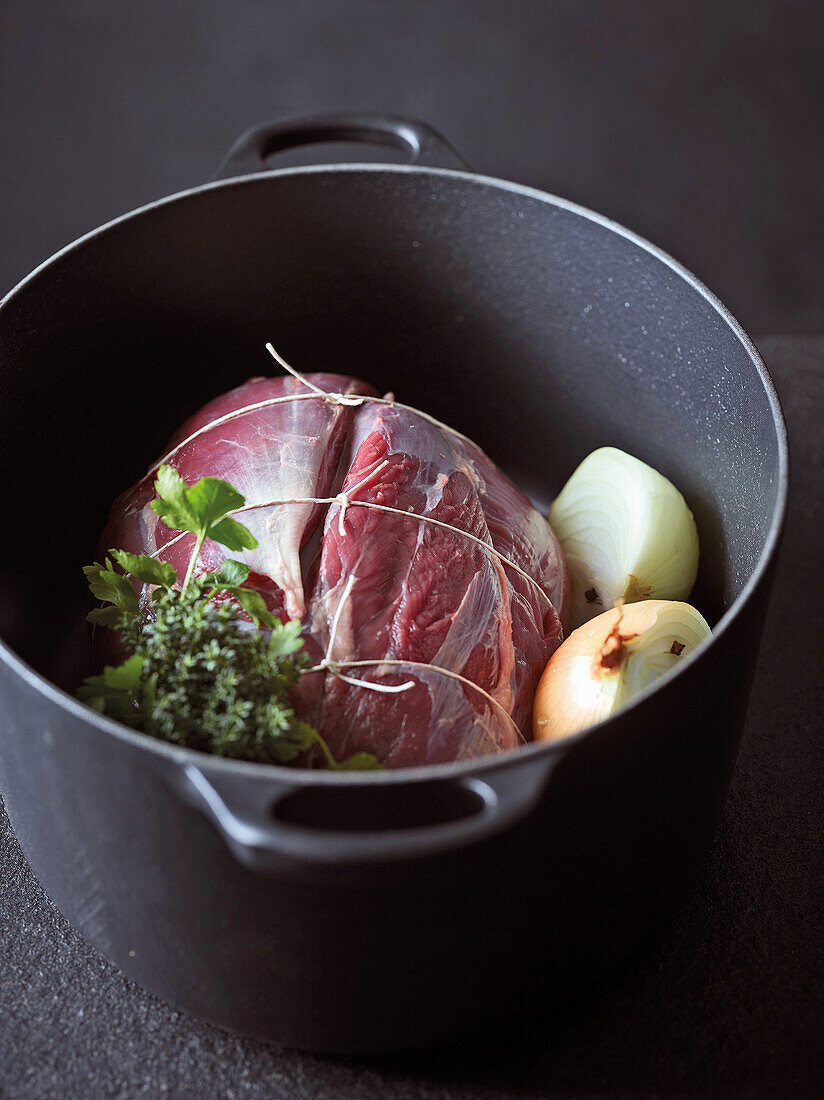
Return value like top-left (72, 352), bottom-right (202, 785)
top-left (532, 599), bottom-right (711, 743)
top-left (549, 447), bottom-right (700, 629)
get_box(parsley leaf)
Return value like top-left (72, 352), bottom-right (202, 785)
top-left (109, 549), bottom-right (177, 590)
top-left (149, 466), bottom-right (256, 550)
top-left (227, 587), bottom-right (278, 630)
top-left (86, 605), bottom-right (128, 628)
top-left (149, 465), bottom-right (258, 594)
top-left (201, 559), bottom-right (250, 588)
top-left (329, 752), bottom-right (385, 772)
top-left (76, 654), bottom-right (145, 725)
top-left (198, 560), bottom-right (277, 629)
top-left (186, 475), bottom-right (246, 528)
top-left (149, 464), bottom-right (199, 531)
top-left (200, 515), bottom-right (257, 553)
top-left (83, 560), bottom-right (140, 617)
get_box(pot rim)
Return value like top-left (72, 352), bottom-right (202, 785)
top-left (0, 162), bottom-right (790, 785)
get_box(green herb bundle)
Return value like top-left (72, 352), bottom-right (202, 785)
top-left (77, 465), bottom-right (380, 770)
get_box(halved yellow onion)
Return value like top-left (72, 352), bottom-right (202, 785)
top-left (533, 599), bottom-right (711, 743)
top-left (549, 447), bottom-right (700, 629)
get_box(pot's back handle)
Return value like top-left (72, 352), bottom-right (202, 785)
top-left (214, 112), bottom-right (469, 180)
top-left (178, 757), bottom-right (554, 874)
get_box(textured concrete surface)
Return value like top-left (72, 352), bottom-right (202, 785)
top-left (0, 337), bottom-right (821, 1097)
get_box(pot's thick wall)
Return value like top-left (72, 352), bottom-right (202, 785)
top-left (0, 167), bottom-right (785, 1051)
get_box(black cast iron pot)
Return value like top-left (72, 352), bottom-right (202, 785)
top-left (0, 115), bottom-right (788, 1053)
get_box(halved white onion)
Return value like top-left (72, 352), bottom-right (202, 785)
top-left (549, 447), bottom-right (700, 629)
top-left (533, 599), bottom-right (711, 743)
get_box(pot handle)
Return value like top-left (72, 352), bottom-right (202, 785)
top-left (178, 756), bottom-right (554, 873)
top-left (213, 112), bottom-right (470, 180)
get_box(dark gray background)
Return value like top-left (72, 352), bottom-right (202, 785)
top-left (0, 4), bottom-right (822, 1096)
top-left (1, 0), bottom-right (822, 332)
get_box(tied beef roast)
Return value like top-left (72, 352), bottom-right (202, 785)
top-left (104, 373), bottom-right (570, 768)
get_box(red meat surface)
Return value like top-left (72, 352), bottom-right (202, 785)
top-left (103, 373), bottom-right (570, 767)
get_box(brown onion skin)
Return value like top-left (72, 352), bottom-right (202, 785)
top-left (532, 600), bottom-right (677, 744)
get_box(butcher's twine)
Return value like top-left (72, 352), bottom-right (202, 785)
top-left (301, 572), bottom-right (522, 740)
top-left (143, 345), bottom-right (564, 743)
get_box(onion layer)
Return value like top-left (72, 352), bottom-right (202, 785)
top-left (548, 447), bottom-right (700, 629)
top-left (532, 599), bottom-right (711, 743)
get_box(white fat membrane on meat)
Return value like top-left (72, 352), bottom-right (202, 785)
top-left (186, 397), bottom-right (347, 620)
top-left (430, 564), bottom-right (515, 715)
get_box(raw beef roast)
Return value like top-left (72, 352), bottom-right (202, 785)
top-left (104, 373), bottom-right (570, 767)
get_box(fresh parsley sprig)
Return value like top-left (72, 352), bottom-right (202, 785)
top-left (78, 465), bottom-right (381, 770)
top-left (149, 466), bottom-right (258, 593)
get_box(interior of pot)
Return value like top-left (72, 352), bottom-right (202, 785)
top-left (0, 166), bottom-right (783, 699)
